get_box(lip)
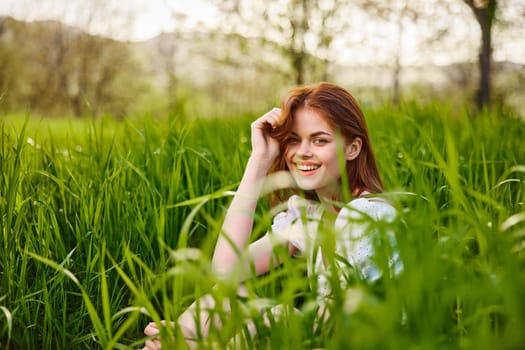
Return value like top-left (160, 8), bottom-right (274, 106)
top-left (295, 161), bottom-right (321, 175)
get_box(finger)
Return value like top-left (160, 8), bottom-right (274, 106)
top-left (266, 108), bottom-right (283, 128)
top-left (143, 339), bottom-right (161, 350)
top-left (274, 108), bottom-right (285, 125)
top-left (253, 108), bottom-right (282, 128)
top-left (144, 322), bottom-right (160, 336)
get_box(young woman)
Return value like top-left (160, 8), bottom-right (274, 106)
top-left (142, 82), bottom-right (400, 349)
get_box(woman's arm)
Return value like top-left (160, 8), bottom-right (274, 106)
top-left (242, 232), bottom-right (298, 279)
top-left (142, 109), bottom-right (288, 349)
top-left (211, 108), bottom-right (282, 275)
top-left (141, 235), bottom-right (295, 348)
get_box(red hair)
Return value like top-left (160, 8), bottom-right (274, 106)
top-left (268, 82), bottom-right (384, 200)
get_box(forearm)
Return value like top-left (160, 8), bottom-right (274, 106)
top-left (212, 155), bottom-right (272, 273)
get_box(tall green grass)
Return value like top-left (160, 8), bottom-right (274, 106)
top-left (0, 104), bottom-right (524, 349)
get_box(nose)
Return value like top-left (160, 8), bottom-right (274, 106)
top-left (296, 140), bottom-right (312, 158)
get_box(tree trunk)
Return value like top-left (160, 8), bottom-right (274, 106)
top-left (477, 10), bottom-right (492, 110)
top-left (289, 0), bottom-right (308, 85)
top-left (466, 0), bottom-right (496, 110)
top-left (392, 3), bottom-right (405, 106)
top-left (392, 57), bottom-right (401, 106)
top-left (293, 52), bottom-right (305, 85)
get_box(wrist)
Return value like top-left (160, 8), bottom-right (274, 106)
top-left (248, 153), bottom-right (274, 173)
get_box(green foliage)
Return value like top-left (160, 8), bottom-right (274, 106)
top-left (0, 103), bottom-right (524, 349)
top-left (0, 17), bottom-right (147, 118)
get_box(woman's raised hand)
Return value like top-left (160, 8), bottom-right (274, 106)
top-left (250, 108), bottom-right (282, 163)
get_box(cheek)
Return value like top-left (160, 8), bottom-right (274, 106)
top-left (322, 148), bottom-right (341, 168)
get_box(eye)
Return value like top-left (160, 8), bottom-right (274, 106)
top-left (312, 138), bottom-right (328, 145)
top-left (287, 136), bottom-right (300, 144)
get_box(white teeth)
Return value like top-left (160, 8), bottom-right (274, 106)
top-left (297, 164), bottom-right (319, 171)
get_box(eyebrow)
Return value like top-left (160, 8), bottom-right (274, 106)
top-left (290, 131), bottom-right (333, 137)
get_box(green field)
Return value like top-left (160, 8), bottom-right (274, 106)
top-left (1, 103), bottom-right (524, 349)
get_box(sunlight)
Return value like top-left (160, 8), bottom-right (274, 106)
top-left (1, 0), bottom-right (523, 65)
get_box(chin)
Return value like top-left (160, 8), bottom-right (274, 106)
top-left (293, 178), bottom-right (320, 191)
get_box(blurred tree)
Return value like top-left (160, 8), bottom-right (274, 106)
top-left (214, 0), bottom-right (355, 85)
top-left (0, 17), bottom-right (27, 112)
top-left (464, 0), bottom-right (497, 110)
top-left (153, 8), bottom-right (189, 112)
top-left (68, 30), bottom-right (144, 117)
top-left (155, 32), bottom-right (178, 110)
top-left (0, 2), bottom-right (146, 117)
top-left (361, 0), bottom-right (451, 106)
top-left (52, 0), bottom-right (146, 117)
top-left (0, 17), bottom-right (14, 111)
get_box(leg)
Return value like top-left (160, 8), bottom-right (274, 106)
top-left (143, 286), bottom-right (250, 349)
top-left (227, 304), bottom-right (302, 349)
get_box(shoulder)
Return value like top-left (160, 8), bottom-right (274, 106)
top-left (336, 196), bottom-right (396, 228)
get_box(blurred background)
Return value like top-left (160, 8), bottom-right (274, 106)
top-left (0, 0), bottom-right (524, 119)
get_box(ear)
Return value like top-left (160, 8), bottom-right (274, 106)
top-left (345, 137), bottom-right (362, 161)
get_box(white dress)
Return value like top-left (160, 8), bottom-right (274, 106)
top-left (270, 195), bottom-right (402, 302)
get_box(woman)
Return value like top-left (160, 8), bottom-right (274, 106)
top-left (143, 82), bottom-right (400, 349)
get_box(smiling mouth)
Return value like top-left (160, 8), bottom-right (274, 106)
top-left (297, 164), bottom-right (320, 172)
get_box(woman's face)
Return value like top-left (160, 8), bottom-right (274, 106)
top-left (284, 107), bottom-right (343, 200)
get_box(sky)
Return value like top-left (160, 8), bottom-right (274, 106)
top-left (1, 0), bottom-right (524, 66)
top-left (0, 0), bottom-right (217, 40)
